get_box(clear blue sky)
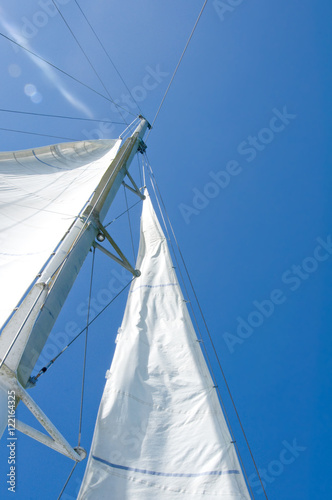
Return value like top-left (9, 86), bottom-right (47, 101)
top-left (0, 1), bottom-right (331, 499)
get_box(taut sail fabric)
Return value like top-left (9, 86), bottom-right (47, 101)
top-left (0, 139), bottom-right (121, 330)
top-left (78, 191), bottom-right (250, 499)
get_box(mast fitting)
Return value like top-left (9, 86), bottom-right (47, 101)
top-left (93, 223), bottom-right (140, 278)
top-left (137, 139), bottom-right (147, 154)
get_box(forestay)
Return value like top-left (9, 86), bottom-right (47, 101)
top-left (78, 190), bottom-right (250, 499)
top-left (0, 139), bottom-right (121, 331)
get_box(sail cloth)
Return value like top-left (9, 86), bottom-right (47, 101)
top-left (0, 139), bottom-right (121, 331)
top-left (78, 191), bottom-right (250, 499)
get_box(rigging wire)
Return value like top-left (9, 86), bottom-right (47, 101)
top-left (145, 153), bottom-right (267, 500)
top-left (146, 164), bottom-right (253, 496)
top-left (57, 462), bottom-right (78, 500)
top-left (32, 277), bottom-right (135, 381)
top-left (147, 165), bottom-right (255, 498)
top-left (120, 117), bottom-right (140, 140)
top-left (0, 108), bottom-right (123, 124)
top-left (0, 32), bottom-right (121, 108)
top-left (146, 0), bottom-right (208, 139)
top-left (0, 126), bottom-right (79, 141)
top-left (73, 0), bottom-right (143, 115)
top-left (123, 184), bottom-right (136, 262)
top-left (54, 186), bottom-right (139, 497)
top-left (137, 153), bottom-right (143, 189)
top-left (142, 154), bottom-right (147, 187)
top-left (146, 168), bottom-right (255, 498)
top-left (104, 198), bottom-right (142, 229)
top-left (78, 247), bottom-right (95, 447)
top-left (50, 0), bottom-right (134, 123)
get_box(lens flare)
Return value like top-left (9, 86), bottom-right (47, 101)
top-left (8, 64), bottom-right (21, 78)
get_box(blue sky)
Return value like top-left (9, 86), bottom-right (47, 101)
top-left (0, 1), bottom-right (331, 498)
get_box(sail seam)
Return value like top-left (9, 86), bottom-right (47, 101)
top-left (32, 151), bottom-right (61, 170)
top-left (130, 282), bottom-right (177, 292)
top-left (92, 456), bottom-right (240, 477)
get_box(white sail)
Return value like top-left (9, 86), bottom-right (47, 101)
top-left (0, 139), bottom-right (121, 331)
top-left (78, 190), bottom-right (250, 499)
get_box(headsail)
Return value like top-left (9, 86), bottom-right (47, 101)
top-left (78, 191), bottom-right (250, 499)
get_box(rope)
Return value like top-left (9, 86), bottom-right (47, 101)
top-left (146, 0), bottom-right (208, 139)
top-left (123, 184), bottom-right (136, 261)
top-left (0, 32), bottom-right (120, 107)
top-left (0, 108), bottom-right (123, 124)
top-left (145, 154), bottom-right (265, 499)
top-left (78, 247), bottom-right (95, 447)
top-left (51, 0), bottom-right (133, 123)
top-left (74, 0), bottom-right (143, 115)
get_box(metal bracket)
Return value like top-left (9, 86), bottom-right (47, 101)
top-left (137, 138), bottom-right (147, 154)
top-left (122, 169), bottom-right (145, 200)
top-left (93, 223), bottom-right (140, 277)
top-left (0, 363), bottom-right (85, 462)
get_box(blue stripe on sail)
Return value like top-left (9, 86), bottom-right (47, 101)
top-left (92, 456), bottom-right (240, 477)
top-left (131, 283), bottom-right (177, 293)
top-left (32, 151), bottom-right (60, 169)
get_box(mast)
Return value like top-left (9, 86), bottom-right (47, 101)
top-left (0, 116), bottom-right (150, 458)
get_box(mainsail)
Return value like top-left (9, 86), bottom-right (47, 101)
top-left (78, 191), bottom-right (250, 499)
top-left (0, 139), bottom-right (121, 331)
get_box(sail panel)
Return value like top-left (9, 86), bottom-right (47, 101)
top-left (0, 139), bottom-right (121, 330)
top-left (78, 191), bottom-right (250, 499)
